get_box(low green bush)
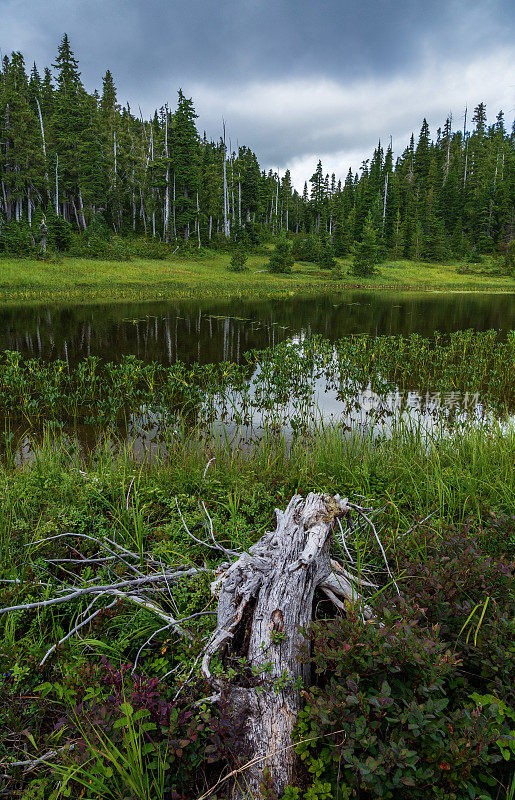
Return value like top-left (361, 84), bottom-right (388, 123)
top-left (292, 234), bottom-right (322, 263)
top-left (293, 527), bottom-right (514, 799)
top-left (37, 658), bottom-right (216, 798)
top-left (228, 247), bottom-right (249, 272)
top-left (46, 213), bottom-right (73, 252)
top-left (503, 240), bottom-right (515, 276)
top-left (316, 239), bottom-right (337, 270)
top-left (268, 237), bottom-right (294, 273)
top-left (127, 238), bottom-right (173, 260)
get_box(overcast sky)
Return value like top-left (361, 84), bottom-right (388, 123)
top-left (1, 0), bottom-right (514, 188)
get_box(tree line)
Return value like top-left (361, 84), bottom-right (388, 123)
top-left (0, 34), bottom-right (514, 261)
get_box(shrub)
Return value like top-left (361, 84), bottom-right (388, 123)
top-left (228, 247), bottom-right (249, 272)
top-left (242, 220), bottom-right (262, 246)
top-left (420, 216), bottom-right (450, 262)
top-left (69, 227), bottom-right (131, 261)
top-left (467, 246), bottom-right (484, 264)
top-left (502, 239), bottom-right (515, 276)
top-left (392, 526), bottom-right (514, 705)
top-left (450, 224), bottom-right (469, 259)
top-left (295, 527), bottom-right (514, 798)
top-left (333, 218), bottom-right (354, 257)
top-left (106, 235), bottom-right (131, 261)
top-left (46, 212), bottom-right (73, 252)
top-left (292, 234), bottom-right (321, 263)
top-left (231, 222), bottom-right (262, 248)
top-left (348, 214), bottom-right (380, 277)
top-left (267, 237), bottom-right (294, 274)
top-left (68, 214), bottom-right (112, 258)
top-left (43, 658), bottom-right (216, 798)
top-left (316, 239), bottom-right (337, 270)
top-left (128, 237), bottom-right (173, 260)
top-left (297, 610), bottom-right (505, 799)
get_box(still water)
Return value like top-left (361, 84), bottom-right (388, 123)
top-left (1, 291), bottom-right (514, 366)
top-left (1, 291), bottom-right (513, 461)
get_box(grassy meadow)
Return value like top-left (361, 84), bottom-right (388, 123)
top-left (0, 251), bottom-right (513, 305)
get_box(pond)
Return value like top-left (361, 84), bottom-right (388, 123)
top-left (1, 291), bottom-right (514, 366)
top-left (1, 291), bottom-right (513, 462)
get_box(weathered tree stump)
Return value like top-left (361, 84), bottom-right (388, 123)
top-left (0, 491), bottom-right (376, 798)
top-left (202, 493), bottom-right (368, 799)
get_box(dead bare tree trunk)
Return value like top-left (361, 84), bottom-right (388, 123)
top-left (35, 98), bottom-right (51, 201)
top-left (223, 121), bottom-right (230, 239)
top-left (201, 493), bottom-right (367, 799)
top-left (55, 154), bottom-right (59, 216)
top-left (164, 106), bottom-right (170, 242)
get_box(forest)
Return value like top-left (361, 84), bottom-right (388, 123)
top-left (0, 34), bottom-right (514, 264)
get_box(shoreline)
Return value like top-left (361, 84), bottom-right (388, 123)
top-left (0, 254), bottom-right (513, 306)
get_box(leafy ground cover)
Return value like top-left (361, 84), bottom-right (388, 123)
top-left (0, 252), bottom-right (513, 306)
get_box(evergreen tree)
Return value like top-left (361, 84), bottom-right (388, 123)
top-left (309, 160), bottom-right (325, 231)
top-left (281, 169), bottom-right (292, 231)
top-left (100, 70), bottom-right (117, 118)
top-left (0, 34), bottom-right (513, 257)
top-left (51, 34), bottom-right (89, 221)
top-left (40, 68), bottom-right (54, 115)
top-left (472, 103), bottom-right (487, 138)
top-left (239, 146), bottom-right (261, 222)
top-left (292, 234), bottom-right (321, 262)
top-left (228, 245), bottom-right (248, 271)
top-left (391, 210), bottom-right (404, 258)
top-left (316, 237), bottom-right (337, 269)
top-left (172, 89), bottom-right (199, 240)
top-left (28, 63), bottom-right (41, 109)
top-left (421, 211), bottom-right (450, 261)
top-left (414, 118), bottom-right (431, 189)
top-left (267, 236), bottom-right (294, 273)
top-left (349, 213), bottom-right (380, 276)
top-left (333, 215), bottom-right (353, 256)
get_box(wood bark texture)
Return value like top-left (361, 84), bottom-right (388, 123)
top-left (202, 492), bottom-right (362, 799)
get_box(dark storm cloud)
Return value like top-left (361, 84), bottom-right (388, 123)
top-left (3, 0), bottom-right (513, 89)
top-left (1, 0), bottom-right (514, 186)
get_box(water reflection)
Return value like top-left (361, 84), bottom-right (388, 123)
top-left (1, 291), bottom-right (514, 366)
top-left (6, 372), bottom-right (507, 468)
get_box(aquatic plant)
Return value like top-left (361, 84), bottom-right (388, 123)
top-left (0, 331), bottom-right (512, 437)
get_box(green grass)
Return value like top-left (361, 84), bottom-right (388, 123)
top-left (0, 319), bottom-right (513, 797)
top-left (1, 420), bottom-right (513, 578)
top-left (0, 252), bottom-right (513, 306)
top-left (1, 420), bottom-right (513, 581)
